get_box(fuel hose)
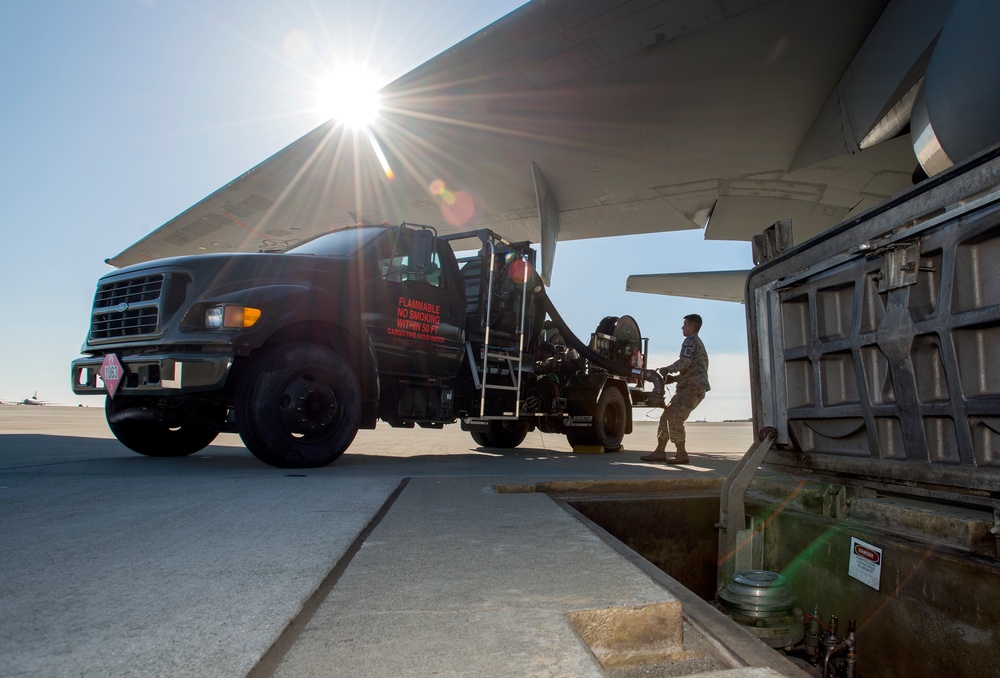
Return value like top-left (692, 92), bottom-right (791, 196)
top-left (535, 287), bottom-right (665, 407)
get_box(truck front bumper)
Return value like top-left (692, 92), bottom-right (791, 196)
top-left (71, 351), bottom-right (235, 397)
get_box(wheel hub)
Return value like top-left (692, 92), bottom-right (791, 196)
top-left (603, 406), bottom-right (622, 432)
top-left (279, 379), bottom-right (338, 434)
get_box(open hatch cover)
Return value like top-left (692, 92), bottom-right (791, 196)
top-left (745, 146), bottom-right (1000, 506)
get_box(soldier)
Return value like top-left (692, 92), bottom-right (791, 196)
top-left (641, 314), bottom-right (710, 464)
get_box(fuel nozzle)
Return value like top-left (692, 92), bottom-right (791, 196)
top-left (640, 369), bottom-right (666, 407)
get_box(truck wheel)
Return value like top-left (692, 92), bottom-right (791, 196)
top-left (593, 387), bottom-right (627, 451)
top-left (471, 421), bottom-right (529, 448)
top-left (489, 420), bottom-right (529, 448)
top-left (565, 388), bottom-right (627, 451)
top-left (235, 343), bottom-right (361, 468)
top-left (105, 396), bottom-right (219, 457)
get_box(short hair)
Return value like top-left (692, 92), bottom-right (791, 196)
top-left (684, 314), bottom-right (703, 331)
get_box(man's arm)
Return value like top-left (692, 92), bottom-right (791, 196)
top-left (657, 369), bottom-right (678, 383)
top-left (660, 337), bottom-right (696, 375)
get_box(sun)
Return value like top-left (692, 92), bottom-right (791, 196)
top-left (316, 64), bottom-right (384, 130)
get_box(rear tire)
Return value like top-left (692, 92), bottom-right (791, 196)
top-left (470, 431), bottom-right (492, 447)
top-left (488, 420), bottom-right (530, 448)
top-left (470, 421), bottom-right (529, 448)
top-left (235, 343), bottom-right (361, 468)
top-left (105, 396), bottom-right (220, 457)
top-left (564, 387), bottom-right (627, 452)
top-left (593, 387), bottom-right (627, 450)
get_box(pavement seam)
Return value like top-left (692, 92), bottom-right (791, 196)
top-left (246, 477), bottom-right (411, 678)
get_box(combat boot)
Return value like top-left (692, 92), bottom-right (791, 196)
top-left (640, 441), bottom-right (668, 462)
top-left (665, 442), bottom-right (690, 465)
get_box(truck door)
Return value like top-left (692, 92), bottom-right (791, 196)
top-left (364, 229), bottom-right (465, 378)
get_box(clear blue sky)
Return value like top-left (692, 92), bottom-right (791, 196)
top-left (0, 0), bottom-right (752, 420)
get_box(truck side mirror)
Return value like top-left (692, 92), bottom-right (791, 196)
top-left (409, 228), bottom-right (436, 274)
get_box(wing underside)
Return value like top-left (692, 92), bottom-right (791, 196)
top-left (109, 0), bottom-right (1000, 271)
top-left (108, 0), bottom-right (917, 268)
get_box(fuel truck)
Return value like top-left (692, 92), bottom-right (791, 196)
top-left (71, 225), bottom-right (665, 468)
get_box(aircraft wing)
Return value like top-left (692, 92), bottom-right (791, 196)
top-left (108, 0), bottom-right (999, 271)
top-left (626, 270), bottom-right (750, 303)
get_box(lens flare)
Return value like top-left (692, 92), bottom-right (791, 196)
top-left (283, 30), bottom-right (313, 61)
top-left (441, 191), bottom-right (474, 225)
top-left (429, 179), bottom-right (475, 225)
top-left (507, 257), bottom-right (533, 283)
top-left (367, 130), bottom-right (394, 180)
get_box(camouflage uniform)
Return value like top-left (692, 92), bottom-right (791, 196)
top-left (657, 333), bottom-right (710, 447)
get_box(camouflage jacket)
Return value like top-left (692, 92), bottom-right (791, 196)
top-left (663, 333), bottom-right (711, 393)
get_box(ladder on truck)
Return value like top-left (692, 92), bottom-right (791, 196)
top-left (452, 231), bottom-right (532, 420)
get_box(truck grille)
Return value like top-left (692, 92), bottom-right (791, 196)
top-left (91, 274), bottom-right (164, 340)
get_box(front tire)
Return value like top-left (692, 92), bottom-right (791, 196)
top-left (105, 396), bottom-right (220, 457)
top-left (235, 343), bottom-right (361, 468)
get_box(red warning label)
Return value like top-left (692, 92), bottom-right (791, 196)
top-left (389, 297), bottom-right (444, 344)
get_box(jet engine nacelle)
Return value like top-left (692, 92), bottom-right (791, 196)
top-left (911, 0), bottom-right (1000, 176)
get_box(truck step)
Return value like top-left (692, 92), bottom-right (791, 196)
top-left (484, 351), bottom-right (522, 361)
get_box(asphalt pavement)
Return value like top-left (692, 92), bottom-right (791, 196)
top-left (1, 406), bottom-right (800, 677)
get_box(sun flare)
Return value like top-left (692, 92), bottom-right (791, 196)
top-left (316, 65), bottom-right (384, 130)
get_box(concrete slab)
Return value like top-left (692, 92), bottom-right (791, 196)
top-left (1, 406), bottom-right (783, 677)
top-left (1, 443), bottom-right (397, 676)
top-left (271, 476), bottom-right (679, 677)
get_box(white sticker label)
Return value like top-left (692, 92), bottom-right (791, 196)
top-left (848, 537), bottom-right (882, 590)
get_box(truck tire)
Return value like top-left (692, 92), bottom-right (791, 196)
top-left (471, 420), bottom-right (529, 448)
top-left (105, 396), bottom-right (220, 457)
top-left (235, 343), bottom-right (361, 468)
top-left (593, 387), bottom-right (627, 450)
top-left (565, 387), bottom-right (627, 452)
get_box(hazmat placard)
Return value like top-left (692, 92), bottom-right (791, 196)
top-left (848, 537), bottom-right (882, 590)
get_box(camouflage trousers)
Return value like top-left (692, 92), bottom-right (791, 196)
top-left (656, 388), bottom-right (706, 446)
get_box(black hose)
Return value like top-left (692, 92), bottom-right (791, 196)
top-left (535, 287), bottom-right (665, 406)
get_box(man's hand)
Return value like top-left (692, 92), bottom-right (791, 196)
top-left (657, 367), bottom-right (676, 384)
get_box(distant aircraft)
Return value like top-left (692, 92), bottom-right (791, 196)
top-left (104, 0), bottom-right (1000, 301)
top-left (0, 392), bottom-right (55, 406)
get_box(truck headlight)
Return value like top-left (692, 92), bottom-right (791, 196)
top-left (205, 305), bottom-right (262, 329)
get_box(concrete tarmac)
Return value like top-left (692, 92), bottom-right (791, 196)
top-left (1, 406), bottom-right (797, 677)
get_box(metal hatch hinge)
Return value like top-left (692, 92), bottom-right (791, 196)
top-left (752, 219), bottom-right (793, 266)
top-left (871, 239), bottom-right (933, 292)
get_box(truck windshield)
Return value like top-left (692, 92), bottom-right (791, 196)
top-left (285, 227), bottom-right (386, 256)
